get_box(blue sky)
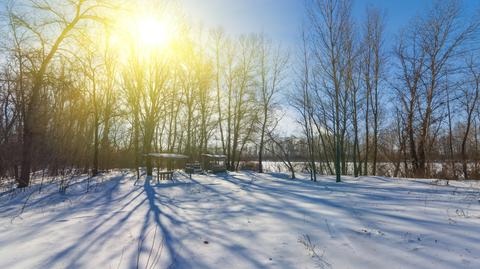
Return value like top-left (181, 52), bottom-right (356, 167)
top-left (181, 0), bottom-right (479, 50)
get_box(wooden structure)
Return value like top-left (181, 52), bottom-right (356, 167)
top-left (157, 171), bottom-right (173, 181)
top-left (201, 154), bottom-right (227, 173)
top-left (146, 153), bottom-right (189, 182)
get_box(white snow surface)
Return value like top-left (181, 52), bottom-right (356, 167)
top-left (1, 171), bottom-right (480, 269)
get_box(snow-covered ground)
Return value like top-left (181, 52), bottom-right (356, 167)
top-left (1, 171), bottom-right (480, 269)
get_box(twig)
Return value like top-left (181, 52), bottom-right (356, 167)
top-left (298, 234), bottom-right (331, 269)
top-left (11, 188), bottom-right (36, 223)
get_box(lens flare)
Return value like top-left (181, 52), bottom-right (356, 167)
top-left (136, 17), bottom-right (173, 47)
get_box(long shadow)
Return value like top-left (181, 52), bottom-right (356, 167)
top-left (136, 176), bottom-right (219, 269)
top-left (7, 170), bottom-right (479, 268)
top-left (39, 173), bottom-right (147, 268)
top-left (205, 171), bottom-right (480, 268)
top-left (8, 173), bottom-right (139, 242)
top-left (135, 174), bottom-right (277, 268)
top-left (139, 177), bottom-right (178, 267)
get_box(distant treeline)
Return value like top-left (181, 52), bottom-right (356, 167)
top-left (0, 0), bottom-right (480, 189)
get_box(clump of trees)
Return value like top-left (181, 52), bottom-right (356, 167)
top-left (1, 0), bottom-right (480, 190)
top-left (0, 0), bottom-right (289, 188)
top-left (293, 0), bottom-right (480, 180)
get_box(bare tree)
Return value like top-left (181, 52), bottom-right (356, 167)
top-left (460, 58), bottom-right (480, 179)
top-left (308, 0), bottom-right (353, 182)
top-left (9, 0), bottom-right (111, 187)
top-left (361, 7), bottom-right (385, 175)
top-left (291, 28), bottom-right (317, 181)
top-left (394, 0), bottom-right (479, 177)
top-left (214, 34), bottom-right (259, 170)
top-left (257, 34), bottom-right (288, 173)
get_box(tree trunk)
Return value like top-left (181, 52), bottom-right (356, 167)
top-left (92, 114), bottom-right (99, 176)
top-left (258, 110), bottom-right (268, 173)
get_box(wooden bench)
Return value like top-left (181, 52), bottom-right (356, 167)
top-left (157, 171), bottom-right (174, 182)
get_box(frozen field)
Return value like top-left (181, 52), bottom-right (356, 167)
top-left (1, 171), bottom-right (479, 269)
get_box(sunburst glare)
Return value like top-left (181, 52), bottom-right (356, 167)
top-left (136, 17), bottom-right (174, 48)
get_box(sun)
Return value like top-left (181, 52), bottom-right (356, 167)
top-left (110, 13), bottom-right (177, 53)
top-left (136, 17), bottom-right (173, 47)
